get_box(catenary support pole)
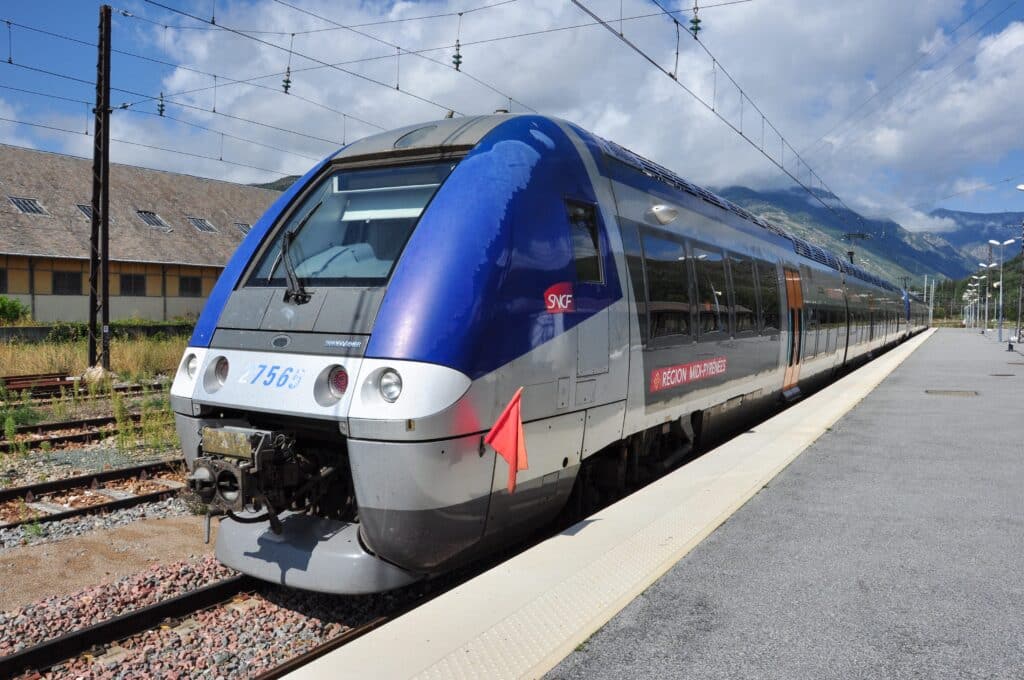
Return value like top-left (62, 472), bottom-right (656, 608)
top-left (88, 5), bottom-right (111, 370)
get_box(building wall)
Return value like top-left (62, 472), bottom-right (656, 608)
top-left (0, 255), bottom-right (222, 322)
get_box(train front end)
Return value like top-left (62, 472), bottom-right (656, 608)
top-left (170, 114), bottom-right (610, 594)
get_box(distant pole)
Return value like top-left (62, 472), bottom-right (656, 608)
top-left (985, 243), bottom-right (992, 334)
top-left (88, 5), bottom-right (111, 370)
top-left (1016, 220), bottom-right (1024, 341)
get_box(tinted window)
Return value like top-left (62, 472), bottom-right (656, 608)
top-left (618, 219), bottom-right (649, 344)
top-left (52, 271), bottom-right (82, 295)
top-left (641, 230), bottom-right (691, 340)
top-left (729, 254), bottom-right (757, 333)
top-left (248, 162), bottom-right (456, 287)
top-left (693, 245), bottom-right (729, 336)
top-left (758, 260), bottom-right (780, 332)
top-left (179, 276), bottom-right (202, 298)
top-left (0, 268), bottom-right (6, 294)
top-left (120, 274), bottom-right (146, 296)
top-left (567, 200), bottom-right (602, 283)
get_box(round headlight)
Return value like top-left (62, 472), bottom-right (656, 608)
top-left (214, 356), bottom-right (230, 385)
top-left (328, 366), bottom-right (348, 398)
top-left (379, 369), bottom-right (402, 403)
top-left (185, 354), bottom-right (198, 379)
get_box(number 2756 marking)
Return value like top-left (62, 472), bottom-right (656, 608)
top-left (247, 364), bottom-right (303, 389)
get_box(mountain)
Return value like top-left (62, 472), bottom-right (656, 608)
top-left (928, 209), bottom-right (1024, 264)
top-left (717, 186), bottom-right (974, 281)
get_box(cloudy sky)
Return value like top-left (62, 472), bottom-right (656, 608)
top-left (1, 0), bottom-right (1023, 231)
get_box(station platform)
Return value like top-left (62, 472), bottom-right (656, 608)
top-left (290, 328), bottom-right (1023, 679)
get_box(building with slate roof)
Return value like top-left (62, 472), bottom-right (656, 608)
top-left (0, 143), bottom-right (279, 322)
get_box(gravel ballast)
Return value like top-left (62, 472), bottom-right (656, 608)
top-left (0, 444), bottom-right (178, 489)
top-left (49, 586), bottom-right (400, 679)
top-left (0, 555), bottom-right (236, 657)
top-left (0, 497), bottom-right (191, 550)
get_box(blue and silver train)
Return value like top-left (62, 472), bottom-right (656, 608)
top-left (171, 114), bottom-right (929, 594)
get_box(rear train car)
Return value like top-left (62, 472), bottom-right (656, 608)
top-left (170, 114), bottom-right (928, 594)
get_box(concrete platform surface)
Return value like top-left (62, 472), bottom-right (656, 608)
top-left (551, 328), bottom-right (1024, 680)
top-left (291, 330), bottom-right (938, 680)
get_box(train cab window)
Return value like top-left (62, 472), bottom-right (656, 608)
top-left (693, 245), bottom-right (730, 336)
top-left (566, 200), bottom-right (602, 283)
top-left (757, 260), bottom-right (781, 333)
top-left (640, 230), bottom-right (691, 341)
top-left (729, 254), bottom-right (758, 334)
top-left (247, 162), bottom-right (457, 287)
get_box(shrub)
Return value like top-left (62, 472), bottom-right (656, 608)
top-left (0, 296), bottom-right (29, 324)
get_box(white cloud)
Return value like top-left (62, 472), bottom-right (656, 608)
top-left (33, 0), bottom-right (1024, 221)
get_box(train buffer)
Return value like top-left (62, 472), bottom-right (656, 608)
top-left (287, 328), bottom-right (1024, 680)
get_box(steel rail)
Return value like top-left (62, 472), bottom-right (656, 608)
top-left (0, 460), bottom-right (181, 503)
top-left (0, 575), bottom-right (257, 678)
top-left (0, 413), bottom-right (148, 453)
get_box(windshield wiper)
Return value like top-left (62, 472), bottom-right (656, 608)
top-left (273, 199), bottom-right (322, 305)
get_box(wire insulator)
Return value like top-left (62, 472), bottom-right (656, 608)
top-left (689, 0), bottom-right (701, 37)
top-left (157, 91), bottom-right (165, 116)
top-left (453, 12), bottom-right (464, 71)
top-left (282, 65), bottom-right (291, 94)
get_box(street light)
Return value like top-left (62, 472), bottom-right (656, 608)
top-left (979, 263), bottom-right (997, 332)
top-left (988, 238), bottom-right (1017, 342)
top-left (1016, 185), bottom-right (1024, 343)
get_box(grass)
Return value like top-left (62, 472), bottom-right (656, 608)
top-left (0, 336), bottom-right (187, 380)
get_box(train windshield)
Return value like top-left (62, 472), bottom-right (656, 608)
top-left (247, 161), bottom-right (456, 287)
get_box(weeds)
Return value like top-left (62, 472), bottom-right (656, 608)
top-left (23, 521), bottom-right (46, 538)
top-left (0, 336), bottom-right (186, 379)
top-left (51, 385), bottom-right (69, 421)
top-left (111, 389), bottom-right (133, 452)
top-left (140, 388), bottom-right (176, 451)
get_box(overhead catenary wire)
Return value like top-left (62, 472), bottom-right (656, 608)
top-left (3, 18), bottom-right (383, 134)
top-left (800, 0), bottom-right (999, 157)
top-left (118, 0), bottom-right (520, 36)
top-left (0, 114), bottom-right (299, 176)
top-left (573, 0), bottom-right (859, 224)
top-left (3, 60), bottom-right (344, 147)
top-left (271, 0), bottom-right (537, 113)
top-left (142, 0), bottom-right (464, 116)
top-left (125, 1), bottom-right (753, 112)
top-left (814, 0), bottom-right (1019, 183)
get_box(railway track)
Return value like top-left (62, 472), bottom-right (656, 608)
top-left (0, 575), bottom-right (256, 679)
top-left (0, 413), bottom-right (146, 453)
top-left (0, 372), bottom-right (169, 401)
top-left (0, 460), bottom-right (185, 530)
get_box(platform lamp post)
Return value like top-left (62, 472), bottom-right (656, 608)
top-left (971, 291), bottom-right (980, 327)
top-left (1015, 185), bottom-right (1024, 343)
top-left (988, 238), bottom-right (1016, 342)
top-left (970, 275), bottom-right (986, 329)
top-left (979, 263), bottom-right (997, 333)
top-left (964, 284), bottom-right (974, 327)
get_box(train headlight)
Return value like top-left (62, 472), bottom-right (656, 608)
top-left (204, 356), bottom-right (229, 392)
top-left (328, 366), bottom-right (349, 398)
top-left (214, 357), bottom-right (230, 385)
top-left (184, 353), bottom-right (199, 380)
top-left (379, 369), bottom-right (402, 402)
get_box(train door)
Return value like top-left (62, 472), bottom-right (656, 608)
top-left (783, 268), bottom-right (803, 392)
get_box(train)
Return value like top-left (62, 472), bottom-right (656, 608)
top-left (170, 114), bottom-right (929, 594)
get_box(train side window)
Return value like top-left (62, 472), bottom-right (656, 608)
top-left (566, 200), bottom-right (602, 283)
top-left (729, 254), bottom-right (758, 334)
top-left (693, 245), bottom-right (730, 336)
top-left (757, 260), bottom-right (781, 333)
top-left (618, 218), bottom-right (649, 344)
top-left (640, 230), bottom-right (691, 341)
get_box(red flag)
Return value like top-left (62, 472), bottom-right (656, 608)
top-left (484, 387), bottom-right (528, 493)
